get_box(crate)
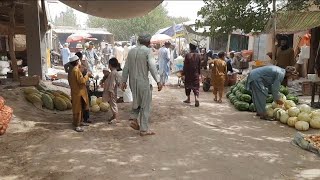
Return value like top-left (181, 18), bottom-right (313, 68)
top-left (302, 81), bottom-right (320, 96)
top-left (19, 75), bottom-right (40, 87)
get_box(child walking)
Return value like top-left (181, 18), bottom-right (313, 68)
top-left (211, 52), bottom-right (227, 103)
top-left (102, 58), bottom-right (121, 123)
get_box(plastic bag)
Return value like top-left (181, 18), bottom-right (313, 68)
top-left (0, 96), bottom-right (4, 110)
top-left (123, 88), bottom-right (133, 103)
top-left (300, 45), bottom-right (310, 60)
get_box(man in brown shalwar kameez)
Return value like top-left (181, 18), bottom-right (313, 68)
top-left (183, 42), bottom-right (201, 107)
top-left (68, 55), bottom-right (92, 132)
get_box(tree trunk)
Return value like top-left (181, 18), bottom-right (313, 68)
top-left (8, 4), bottom-right (19, 81)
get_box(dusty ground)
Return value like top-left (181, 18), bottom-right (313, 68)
top-left (1, 78), bottom-right (320, 180)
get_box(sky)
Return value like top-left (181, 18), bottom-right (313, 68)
top-left (47, 0), bottom-right (205, 27)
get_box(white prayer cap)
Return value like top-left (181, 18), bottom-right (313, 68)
top-left (69, 55), bottom-right (79, 62)
top-left (103, 67), bottom-right (109, 71)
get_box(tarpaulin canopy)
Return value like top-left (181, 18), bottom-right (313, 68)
top-left (265, 11), bottom-right (320, 34)
top-left (60, 0), bottom-right (163, 19)
top-left (156, 24), bottom-right (185, 37)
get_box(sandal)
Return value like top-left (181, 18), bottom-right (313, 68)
top-left (195, 101), bottom-right (200, 107)
top-left (260, 116), bottom-right (275, 121)
top-left (217, 100), bottom-right (222, 103)
top-left (255, 113), bottom-right (260, 116)
top-left (80, 122), bottom-right (89, 126)
top-left (140, 131), bottom-right (155, 136)
top-left (214, 98), bottom-right (217, 102)
top-left (130, 121), bottom-right (140, 130)
top-left (74, 126), bottom-right (84, 132)
top-left (183, 100), bottom-right (191, 104)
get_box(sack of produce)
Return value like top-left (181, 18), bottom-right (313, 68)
top-left (0, 96), bottom-right (5, 110)
top-left (0, 105), bottom-right (13, 136)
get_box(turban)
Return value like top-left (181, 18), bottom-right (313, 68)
top-left (138, 33), bottom-right (151, 43)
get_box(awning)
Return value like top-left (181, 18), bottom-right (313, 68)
top-left (156, 24), bottom-right (185, 37)
top-left (53, 27), bottom-right (112, 35)
top-left (60, 0), bottom-right (163, 19)
top-left (265, 11), bottom-right (320, 34)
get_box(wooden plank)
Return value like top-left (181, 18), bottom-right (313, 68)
top-left (8, 3), bottom-right (19, 81)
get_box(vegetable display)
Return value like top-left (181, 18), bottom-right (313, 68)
top-left (226, 80), bottom-right (299, 113)
top-left (90, 96), bottom-right (110, 113)
top-left (23, 87), bottom-right (72, 111)
top-left (226, 79), bottom-right (319, 131)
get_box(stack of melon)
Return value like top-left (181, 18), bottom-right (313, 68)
top-left (90, 96), bottom-right (110, 113)
top-left (23, 87), bottom-right (72, 111)
top-left (226, 79), bottom-right (299, 112)
top-left (271, 103), bottom-right (320, 131)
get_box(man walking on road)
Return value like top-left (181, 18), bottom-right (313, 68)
top-left (121, 33), bottom-right (162, 136)
top-left (158, 41), bottom-right (171, 86)
top-left (83, 42), bottom-right (99, 73)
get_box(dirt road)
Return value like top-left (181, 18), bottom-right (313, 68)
top-left (1, 82), bottom-right (320, 180)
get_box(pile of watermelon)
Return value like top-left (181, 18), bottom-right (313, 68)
top-left (226, 79), bottom-right (299, 112)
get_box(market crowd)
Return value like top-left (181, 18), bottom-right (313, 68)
top-left (63, 34), bottom-right (301, 134)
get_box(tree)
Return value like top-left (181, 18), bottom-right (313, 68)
top-left (54, 8), bottom-right (79, 27)
top-left (86, 5), bottom-right (189, 40)
top-left (196, 0), bottom-right (320, 36)
top-left (196, 0), bottom-right (271, 36)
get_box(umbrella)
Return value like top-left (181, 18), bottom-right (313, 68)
top-left (66, 33), bottom-right (92, 43)
top-left (151, 34), bottom-right (172, 44)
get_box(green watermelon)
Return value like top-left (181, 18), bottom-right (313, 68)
top-left (235, 90), bottom-right (242, 100)
top-left (266, 95), bottom-right (273, 103)
top-left (240, 94), bottom-right (252, 103)
top-left (232, 87), bottom-right (238, 94)
top-left (280, 85), bottom-right (289, 96)
top-left (230, 85), bottom-right (236, 92)
top-left (226, 91), bottom-right (232, 98)
top-left (287, 94), bottom-right (299, 104)
top-left (249, 103), bottom-right (256, 112)
top-left (235, 101), bottom-right (250, 111)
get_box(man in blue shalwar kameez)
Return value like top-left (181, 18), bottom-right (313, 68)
top-left (246, 65), bottom-right (297, 120)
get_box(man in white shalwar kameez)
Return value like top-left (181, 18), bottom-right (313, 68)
top-left (158, 41), bottom-right (171, 85)
top-left (121, 34), bottom-right (162, 136)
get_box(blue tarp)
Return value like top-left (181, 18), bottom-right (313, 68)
top-left (157, 24), bottom-right (185, 37)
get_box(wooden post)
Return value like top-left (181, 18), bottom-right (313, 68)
top-left (271, 0), bottom-right (277, 64)
top-left (8, 3), bottom-right (19, 81)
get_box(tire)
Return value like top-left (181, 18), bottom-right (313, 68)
top-left (203, 78), bottom-right (211, 92)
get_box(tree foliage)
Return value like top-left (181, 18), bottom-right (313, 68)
top-left (196, 0), bottom-right (271, 36)
top-left (54, 8), bottom-right (79, 27)
top-left (196, 0), bottom-right (320, 36)
top-left (86, 5), bottom-right (189, 41)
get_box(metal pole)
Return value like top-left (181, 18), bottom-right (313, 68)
top-left (271, 0), bottom-right (277, 64)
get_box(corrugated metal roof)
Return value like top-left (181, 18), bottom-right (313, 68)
top-left (265, 11), bottom-right (320, 34)
top-left (53, 26), bottom-right (112, 35)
